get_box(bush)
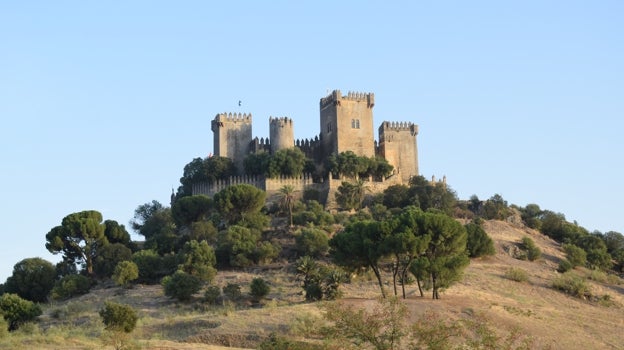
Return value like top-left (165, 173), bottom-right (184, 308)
top-left (222, 283), bottom-right (242, 301)
top-left (132, 250), bottom-right (177, 284)
top-left (51, 274), bottom-right (91, 300)
top-left (563, 244), bottom-right (586, 268)
top-left (552, 272), bottom-right (591, 298)
top-left (521, 236), bottom-right (542, 261)
top-left (249, 278), bottom-right (270, 302)
top-left (162, 271), bottom-right (202, 302)
top-left (587, 270), bottom-right (608, 283)
top-left (557, 259), bottom-right (573, 273)
top-left (178, 240), bottom-right (217, 282)
top-left (3, 257), bottom-right (56, 303)
top-left (204, 285), bottom-right (221, 304)
top-left (465, 222), bottom-right (496, 258)
top-left (504, 267), bottom-right (529, 282)
top-left (0, 293), bottom-right (42, 331)
top-left (112, 261), bottom-right (139, 288)
top-left (99, 301), bottom-right (138, 333)
top-left (93, 243), bottom-right (133, 278)
top-left (295, 228), bottom-right (330, 258)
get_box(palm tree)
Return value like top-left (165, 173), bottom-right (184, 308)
top-left (279, 185), bottom-right (296, 227)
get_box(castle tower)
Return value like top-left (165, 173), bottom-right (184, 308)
top-left (319, 90), bottom-right (376, 158)
top-left (378, 121), bottom-right (419, 183)
top-left (269, 116), bottom-right (294, 154)
top-left (211, 112), bottom-right (252, 174)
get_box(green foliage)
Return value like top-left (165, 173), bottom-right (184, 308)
top-left (295, 256), bottom-right (345, 301)
top-left (93, 243), bottom-right (133, 278)
top-left (222, 283), bottom-right (242, 301)
top-left (249, 278), bottom-right (270, 302)
top-left (258, 333), bottom-right (323, 350)
top-left (465, 222), bottom-right (496, 258)
top-left (213, 184), bottom-right (266, 224)
top-left (521, 236), bottom-right (542, 261)
top-left (45, 210), bottom-right (107, 275)
top-left (171, 194), bottom-right (213, 227)
top-left (557, 259), bottom-right (573, 273)
top-left (324, 297), bottom-right (407, 350)
top-left (51, 274), bottom-right (91, 300)
top-left (131, 249), bottom-right (177, 284)
top-left (482, 194), bottom-right (511, 220)
top-left (293, 200), bottom-right (335, 227)
top-left (295, 228), bottom-right (330, 258)
top-left (552, 272), bottom-right (591, 298)
top-left (505, 267), bottom-right (529, 282)
top-left (577, 234), bottom-right (612, 270)
top-left (327, 151), bottom-right (393, 180)
top-left (162, 271), bottom-right (201, 302)
top-left (3, 257), bottom-right (56, 303)
top-left (336, 180), bottom-right (367, 211)
top-left (130, 201), bottom-right (177, 254)
top-left (563, 244), bottom-right (586, 268)
top-left (99, 301), bottom-right (138, 333)
top-left (177, 240), bottom-right (217, 282)
top-left (177, 156), bottom-right (237, 197)
top-left (382, 184), bottom-right (411, 209)
top-left (279, 185), bottom-right (297, 227)
top-left (203, 285), bottom-right (221, 304)
top-left (539, 211), bottom-right (588, 244)
top-left (0, 293), bottom-right (42, 331)
top-left (602, 231), bottom-right (624, 256)
top-left (216, 225), bottom-right (279, 267)
top-left (112, 261), bottom-right (139, 288)
top-left (519, 203), bottom-right (543, 229)
top-left (408, 176), bottom-right (457, 215)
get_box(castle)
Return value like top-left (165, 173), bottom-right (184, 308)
top-left (194, 90), bottom-right (420, 207)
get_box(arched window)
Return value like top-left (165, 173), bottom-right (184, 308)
top-left (355, 119), bottom-right (360, 129)
top-left (351, 119), bottom-right (356, 128)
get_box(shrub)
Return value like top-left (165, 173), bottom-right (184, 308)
top-left (3, 257), bottom-right (56, 303)
top-left (162, 271), bottom-right (202, 302)
top-left (587, 269), bottom-right (608, 283)
top-left (557, 259), bottom-right (573, 273)
top-left (504, 267), bottom-right (529, 282)
top-left (112, 261), bottom-right (139, 288)
top-left (0, 293), bottom-right (42, 331)
top-left (204, 285), bottom-right (221, 304)
top-left (0, 317), bottom-right (7, 338)
top-left (249, 278), bottom-right (270, 302)
top-left (521, 236), bottom-right (542, 261)
top-left (132, 249), bottom-right (177, 284)
top-left (552, 272), bottom-right (591, 298)
top-left (93, 243), bottom-right (133, 277)
top-left (99, 301), bottom-right (138, 333)
top-left (295, 228), bottom-right (330, 258)
top-left (178, 240), bottom-right (217, 282)
top-left (51, 274), bottom-right (91, 300)
top-left (563, 244), bottom-right (586, 268)
top-left (222, 283), bottom-right (242, 301)
top-left (465, 222), bottom-right (496, 258)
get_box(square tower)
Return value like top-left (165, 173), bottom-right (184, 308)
top-left (211, 113), bottom-right (252, 174)
top-left (378, 121), bottom-right (419, 183)
top-left (319, 90), bottom-right (376, 158)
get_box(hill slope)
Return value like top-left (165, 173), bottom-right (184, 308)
top-left (2, 220), bottom-right (622, 349)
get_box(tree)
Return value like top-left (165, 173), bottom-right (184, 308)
top-left (563, 244), bottom-right (587, 268)
top-left (177, 156), bottom-right (237, 197)
top-left (577, 234), bottom-right (612, 270)
top-left (162, 271), bottom-right (201, 301)
top-left (482, 194), bottom-right (511, 220)
top-left (216, 225), bottom-right (272, 267)
top-left (177, 240), bottom-right (217, 282)
top-left (279, 185), bottom-right (296, 227)
top-left (0, 293), bottom-right (42, 331)
top-left (382, 184), bottom-right (411, 209)
top-left (171, 194), bottom-right (213, 227)
top-left (244, 151), bottom-right (272, 176)
top-left (295, 227), bottom-right (330, 258)
top-left (112, 261), bottom-right (139, 288)
top-left (93, 243), bottom-right (133, 277)
top-left (408, 176), bottom-right (457, 215)
top-left (99, 301), bottom-right (138, 333)
top-left (249, 278), bottom-right (270, 302)
top-left (103, 220), bottom-right (132, 247)
top-left (336, 180), bottom-right (367, 211)
top-left (465, 222), bottom-right (496, 258)
top-left (3, 258), bottom-right (56, 303)
top-left (521, 236), bottom-right (542, 261)
top-left (213, 184), bottom-right (266, 224)
top-left (269, 148), bottom-right (308, 178)
top-left (130, 201), bottom-right (177, 254)
top-left (330, 220), bottom-right (389, 298)
top-left (419, 211), bottom-right (469, 299)
top-left (520, 203), bottom-right (543, 229)
top-left (51, 274), bottom-right (92, 300)
top-left (45, 210), bottom-right (107, 275)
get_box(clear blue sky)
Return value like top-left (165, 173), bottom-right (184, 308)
top-left (1, 1), bottom-right (623, 282)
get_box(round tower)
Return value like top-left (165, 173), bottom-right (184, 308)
top-left (269, 116), bottom-right (295, 154)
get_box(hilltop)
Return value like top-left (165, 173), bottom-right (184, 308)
top-left (2, 217), bottom-right (622, 349)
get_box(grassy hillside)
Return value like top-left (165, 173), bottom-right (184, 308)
top-left (1, 219), bottom-right (622, 349)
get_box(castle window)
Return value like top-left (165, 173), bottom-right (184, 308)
top-left (355, 119), bottom-right (360, 129)
top-left (351, 119), bottom-right (355, 128)
top-left (327, 122), bottom-right (332, 133)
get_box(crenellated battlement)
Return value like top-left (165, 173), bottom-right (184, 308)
top-left (320, 89), bottom-right (375, 109)
top-left (269, 116), bottom-right (292, 125)
top-left (214, 112), bottom-right (252, 123)
top-left (380, 121), bottom-right (418, 136)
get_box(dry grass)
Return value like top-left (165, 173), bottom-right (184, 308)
top-left (1, 219), bottom-right (622, 349)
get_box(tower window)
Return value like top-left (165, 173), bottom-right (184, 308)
top-left (327, 122), bottom-right (332, 133)
top-left (356, 119), bottom-right (360, 129)
top-left (351, 119), bottom-right (356, 128)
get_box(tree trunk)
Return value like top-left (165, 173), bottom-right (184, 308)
top-left (400, 267), bottom-right (407, 299)
top-left (416, 275), bottom-right (424, 297)
top-left (371, 265), bottom-right (386, 298)
top-left (392, 260), bottom-right (399, 296)
top-left (432, 273), bottom-right (439, 299)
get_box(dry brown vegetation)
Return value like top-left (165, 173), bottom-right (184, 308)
top-left (1, 219), bottom-right (622, 349)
